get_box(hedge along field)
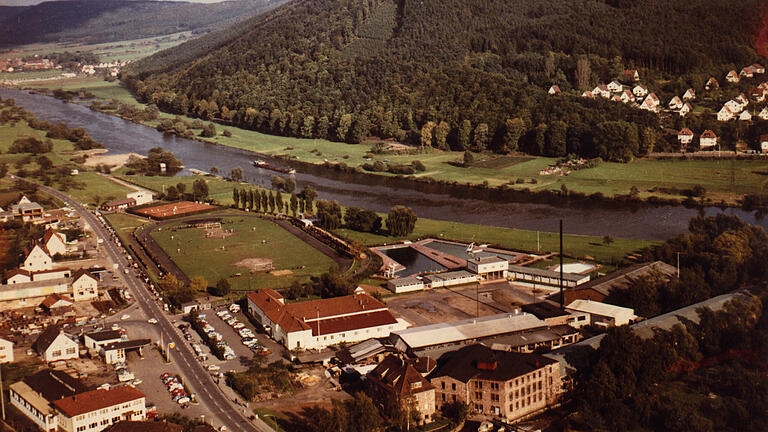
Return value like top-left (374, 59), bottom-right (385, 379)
top-left (150, 215), bottom-right (336, 291)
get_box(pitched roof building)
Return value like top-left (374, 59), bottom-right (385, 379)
top-left (33, 326), bottom-right (79, 362)
top-left (9, 369), bottom-right (87, 432)
top-left (53, 386), bottom-right (146, 432)
top-left (367, 355), bottom-right (437, 423)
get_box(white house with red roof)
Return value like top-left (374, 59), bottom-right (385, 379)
top-left (42, 229), bottom-right (68, 256)
top-left (623, 69), bottom-right (640, 82)
top-left (705, 77), bottom-right (720, 90)
top-left (760, 135), bottom-right (768, 153)
top-left (739, 111), bottom-right (752, 122)
top-left (548, 85), bottom-right (561, 95)
top-left (22, 244), bottom-right (54, 272)
top-left (639, 93), bottom-right (660, 111)
top-left (632, 84), bottom-right (648, 98)
top-left (718, 105), bottom-right (735, 121)
top-left (683, 88), bottom-right (696, 101)
top-left (592, 85), bottom-right (611, 98)
top-left (700, 130), bottom-right (718, 149)
top-left (53, 386), bottom-right (146, 432)
top-left (726, 70), bottom-right (740, 83)
top-left (607, 81), bottom-right (623, 92)
top-left (679, 102), bottom-right (692, 117)
top-left (668, 96), bottom-right (683, 110)
top-left (246, 289), bottom-right (407, 350)
top-left (677, 128), bottom-right (694, 146)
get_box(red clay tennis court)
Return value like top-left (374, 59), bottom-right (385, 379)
top-left (132, 201), bottom-right (215, 220)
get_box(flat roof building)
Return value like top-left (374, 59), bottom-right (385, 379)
top-left (508, 265), bottom-right (590, 288)
top-left (565, 299), bottom-right (638, 327)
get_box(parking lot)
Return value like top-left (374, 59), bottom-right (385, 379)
top-left (386, 280), bottom-right (547, 326)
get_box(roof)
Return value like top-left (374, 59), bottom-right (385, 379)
top-left (507, 265), bottom-right (587, 283)
top-left (9, 381), bottom-right (57, 417)
top-left (521, 302), bottom-right (569, 319)
top-left (72, 269), bottom-right (96, 282)
top-left (422, 270), bottom-right (476, 282)
top-left (559, 261), bottom-right (676, 300)
top-left (392, 312), bottom-right (547, 350)
top-left (33, 325), bottom-right (71, 353)
top-left (701, 130), bottom-right (717, 138)
top-left (102, 339), bottom-right (152, 351)
top-left (335, 338), bottom-right (394, 364)
top-left (565, 299), bottom-right (635, 318)
top-left (429, 344), bottom-right (557, 383)
top-left (41, 293), bottom-right (73, 308)
top-left (368, 355), bottom-right (435, 396)
top-left (247, 290), bottom-right (395, 336)
top-left (5, 268), bottom-right (31, 279)
top-left (22, 369), bottom-right (87, 402)
top-left (679, 128), bottom-right (694, 136)
top-left (104, 421), bottom-right (183, 432)
top-left (85, 330), bottom-right (124, 342)
top-left (390, 277), bottom-right (423, 287)
top-left (42, 229), bottom-right (64, 245)
top-left (470, 256), bottom-right (507, 264)
top-left (102, 198), bottom-right (136, 208)
top-left (53, 386), bottom-right (145, 417)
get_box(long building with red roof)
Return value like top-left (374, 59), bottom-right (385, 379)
top-left (53, 386), bottom-right (146, 432)
top-left (246, 288), bottom-right (407, 350)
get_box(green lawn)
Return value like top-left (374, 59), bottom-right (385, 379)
top-left (336, 218), bottom-right (657, 265)
top-left (150, 215), bottom-right (336, 291)
top-left (115, 171), bottom-right (242, 206)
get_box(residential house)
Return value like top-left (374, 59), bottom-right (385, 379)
top-left (42, 229), bottom-right (68, 256)
top-left (682, 88), bottom-right (696, 101)
top-left (759, 107), bottom-right (768, 121)
top-left (607, 81), bottom-right (623, 93)
top-left (761, 135), bottom-right (768, 154)
top-left (619, 90), bottom-right (634, 103)
top-left (632, 84), bottom-right (648, 98)
top-left (679, 102), bottom-right (692, 117)
top-left (677, 128), bottom-right (695, 147)
top-left (22, 244), bottom-right (54, 272)
top-left (84, 330), bottom-right (125, 351)
top-left (11, 196), bottom-right (44, 223)
top-left (592, 85), bottom-right (610, 98)
top-left (0, 337), bottom-right (13, 363)
top-left (639, 93), bottom-right (660, 111)
top-left (246, 289), bottom-right (406, 350)
top-left (33, 326), bottom-right (79, 362)
top-left (726, 70), bottom-right (740, 83)
top-left (9, 370), bottom-right (87, 432)
top-left (565, 299), bottom-right (638, 327)
top-left (734, 94), bottom-right (749, 109)
top-left (53, 386), bottom-right (146, 432)
top-left (367, 355), bottom-right (437, 424)
top-left (581, 91), bottom-right (595, 99)
top-left (705, 77), bottom-right (720, 90)
top-left (668, 96), bottom-right (683, 110)
top-left (739, 111), bottom-right (753, 122)
top-left (547, 85), bottom-right (561, 95)
top-left (751, 63), bottom-right (766, 74)
top-left (0, 207), bottom-right (12, 222)
top-left (430, 344), bottom-right (562, 423)
top-left (718, 105), bottom-right (734, 121)
top-left (71, 270), bottom-right (98, 301)
top-left (40, 293), bottom-right (74, 315)
top-left (750, 87), bottom-right (766, 102)
top-left (622, 69), bottom-right (640, 82)
top-left (725, 99), bottom-right (743, 113)
top-left (700, 130), bottom-right (718, 149)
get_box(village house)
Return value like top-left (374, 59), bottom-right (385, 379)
top-left (739, 111), bottom-right (752, 122)
top-left (40, 293), bottom-right (74, 315)
top-left (592, 85), bottom-right (611, 98)
top-left (33, 326), bottom-right (79, 362)
top-left (0, 337), bottom-right (13, 364)
top-left (750, 88), bottom-right (766, 103)
top-left (565, 299), bottom-right (638, 327)
top-left (100, 198), bottom-right (136, 213)
top-left (0, 267), bottom-right (98, 305)
top-left (726, 70), bottom-right (740, 83)
top-left (759, 107), bottom-right (768, 121)
top-left (718, 105), bottom-right (734, 121)
top-left (677, 128), bottom-right (694, 147)
top-left (682, 88), bottom-right (696, 101)
top-left (632, 84), bottom-right (648, 98)
top-left (705, 77), bottom-right (720, 90)
top-left (548, 85), bottom-right (561, 95)
top-left (9, 369), bottom-right (88, 432)
top-left (623, 69), bottom-right (640, 82)
top-left (22, 244), bottom-right (54, 272)
top-left (607, 81), bottom-right (623, 92)
top-left (127, 191), bottom-right (154, 206)
top-left (42, 229), bottom-right (68, 256)
top-left (367, 355), bottom-right (437, 424)
top-left (639, 93), bottom-right (660, 111)
top-left (430, 344), bottom-right (562, 423)
top-left (0, 207), bottom-right (12, 223)
top-left (53, 386), bottom-right (146, 432)
top-left (619, 90), bottom-right (634, 103)
top-left (761, 135), bottom-right (768, 154)
top-left (581, 91), bottom-right (595, 99)
top-left (700, 130), bottom-right (718, 149)
top-left (734, 94), bottom-right (749, 108)
top-left (679, 102), bottom-right (692, 117)
top-left (751, 63), bottom-right (766, 74)
top-left (246, 289), bottom-right (406, 350)
top-left (668, 96), bottom-right (683, 110)
top-left (11, 196), bottom-right (44, 223)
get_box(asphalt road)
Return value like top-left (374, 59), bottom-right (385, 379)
top-left (32, 181), bottom-right (271, 432)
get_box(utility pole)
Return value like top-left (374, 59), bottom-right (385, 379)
top-left (676, 252), bottom-right (681, 279)
top-left (537, 231), bottom-right (540, 253)
top-left (0, 364), bottom-right (5, 421)
top-left (559, 220), bottom-right (564, 309)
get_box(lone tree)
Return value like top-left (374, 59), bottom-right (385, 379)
top-left (230, 167), bottom-right (243, 182)
top-left (192, 179), bottom-right (209, 201)
top-left (209, 278), bottom-right (231, 297)
top-left (386, 206), bottom-right (417, 236)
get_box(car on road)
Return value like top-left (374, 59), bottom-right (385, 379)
top-left (147, 318), bottom-right (158, 324)
top-left (120, 314), bottom-right (130, 320)
top-left (207, 365), bottom-right (221, 371)
top-left (132, 379), bottom-right (143, 385)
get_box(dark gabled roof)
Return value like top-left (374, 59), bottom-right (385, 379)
top-left (53, 386), bottom-right (145, 417)
top-left (521, 302), bottom-right (569, 319)
top-left (41, 293), bottom-right (73, 309)
top-left (368, 355), bottom-right (435, 396)
top-left (85, 330), bottom-right (123, 342)
top-left (102, 339), bottom-right (151, 351)
top-left (22, 369), bottom-right (88, 402)
top-left (72, 269), bottom-right (96, 282)
top-left (428, 344), bottom-right (557, 383)
top-left (33, 325), bottom-right (65, 353)
top-left (104, 421), bottom-right (183, 432)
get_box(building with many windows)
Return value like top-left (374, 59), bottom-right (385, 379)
top-left (429, 344), bottom-right (562, 422)
top-left (9, 369), bottom-right (88, 432)
top-left (52, 386), bottom-right (146, 432)
top-left (33, 326), bottom-right (79, 362)
top-left (367, 354), bottom-right (437, 424)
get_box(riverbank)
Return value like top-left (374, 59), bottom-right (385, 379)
top-left (12, 79), bottom-right (768, 208)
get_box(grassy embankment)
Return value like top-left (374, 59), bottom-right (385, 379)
top-left (22, 79), bottom-right (768, 205)
top-left (149, 215), bottom-right (336, 291)
top-left (0, 115), bottom-right (133, 205)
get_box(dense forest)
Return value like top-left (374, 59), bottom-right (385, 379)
top-left (126, 0), bottom-right (764, 161)
top-left (0, 0), bottom-right (289, 46)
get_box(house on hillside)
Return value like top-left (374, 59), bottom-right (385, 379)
top-left (705, 77), bottom-right (720, 90)
top-left (668, 96), bottom-right (683, 110)
top-left (632, 84), bottom-right (648, 98)
top-left (751, 63), bottom-right (766, 74)
top-left (548, 85), bottom-right (561, 95)
top-left (700, 130), bottom-right (718, 149)
top-left (679, 102), bottom-right (692, 117)
top-left (759, 107), bottom-right (768, 121)
top-left (739, 111), bottom-right (753, 122)
top-left (33, 326), bottom-right (78, 362)
top-left (619, 90), bottom-right (634, 104)
top-left (592, 85), bottom-right (611, 98)
top-left (581, 90), bottom-right (595, 99)
top-left (623, 69), bottom-right (640, 82)
top-left (683, 88), bottom-right (696, 101)
top-left (761, 135), bottom-right (768, 153)
top-left (639, 93), bottom-right (660, 111)
top-left (718, 105), bottom-right (735, 121)
top-left (726, 70), bottom-right (740, 83)
top-left (607, 81), bottom-right (623, 92)
top-left (677, 128), bottom-right (694, 147)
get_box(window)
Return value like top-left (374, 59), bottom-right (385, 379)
top-left (490, 383), bottom-right (499, 390)
top-left (441, 382), bottom-right (445, 390)
top-left (515, 390), bottom-right (519, 398)
top-left (66, 347), bottom-right (76, 354)
top-left (474, 391), bottom-right (483, 399)
top-left (451, 383), bottom-right (456, 391)
top-left (452, 395), bottom-right (456, 401)
top-left (441, 394), bottom-right (446, 401)
top-left (52, 350), bottom-right (62, 357)
top-left (538, 382), bottom-right (542, 390)
top-left (491, 393), bottom-right (499, 402)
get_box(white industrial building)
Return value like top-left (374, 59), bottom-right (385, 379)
top-left (565, 299), bottom-right (638, 327)
top-left (466, 256), bottom-right (508, 281)
top-left (126, 191), bottom-right (154, 206)
top-left (507, 265), bottom-right (590, 288)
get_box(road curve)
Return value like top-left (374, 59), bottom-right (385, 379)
top-left (31, 181), bottom-right (272, 432)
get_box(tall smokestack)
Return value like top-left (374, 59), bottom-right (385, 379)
top-left (560, 219), bottom-right (564, 309)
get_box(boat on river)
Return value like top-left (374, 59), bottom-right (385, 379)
top-left (252, 160), bottom-right (295, 174)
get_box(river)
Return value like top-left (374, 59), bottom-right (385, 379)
top-left (2, 87), bottom-right (765, 240)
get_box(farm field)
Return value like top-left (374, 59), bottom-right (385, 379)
top-left (150, 215), bottom-right (336, 291)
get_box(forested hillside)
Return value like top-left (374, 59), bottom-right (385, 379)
top-left (0, 0), bottom-right (288, 46)
top-left (126, 0), bottom-right (765, 161)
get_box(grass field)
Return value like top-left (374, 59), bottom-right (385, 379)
top-left (0, 114), bottom-right (133, 205)
top-left (336, 219), bottom-right (657, 265)
top-left (150, 215), bottom-right (336, 291)
top-left (23, 79), bottom-right (768, 204)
